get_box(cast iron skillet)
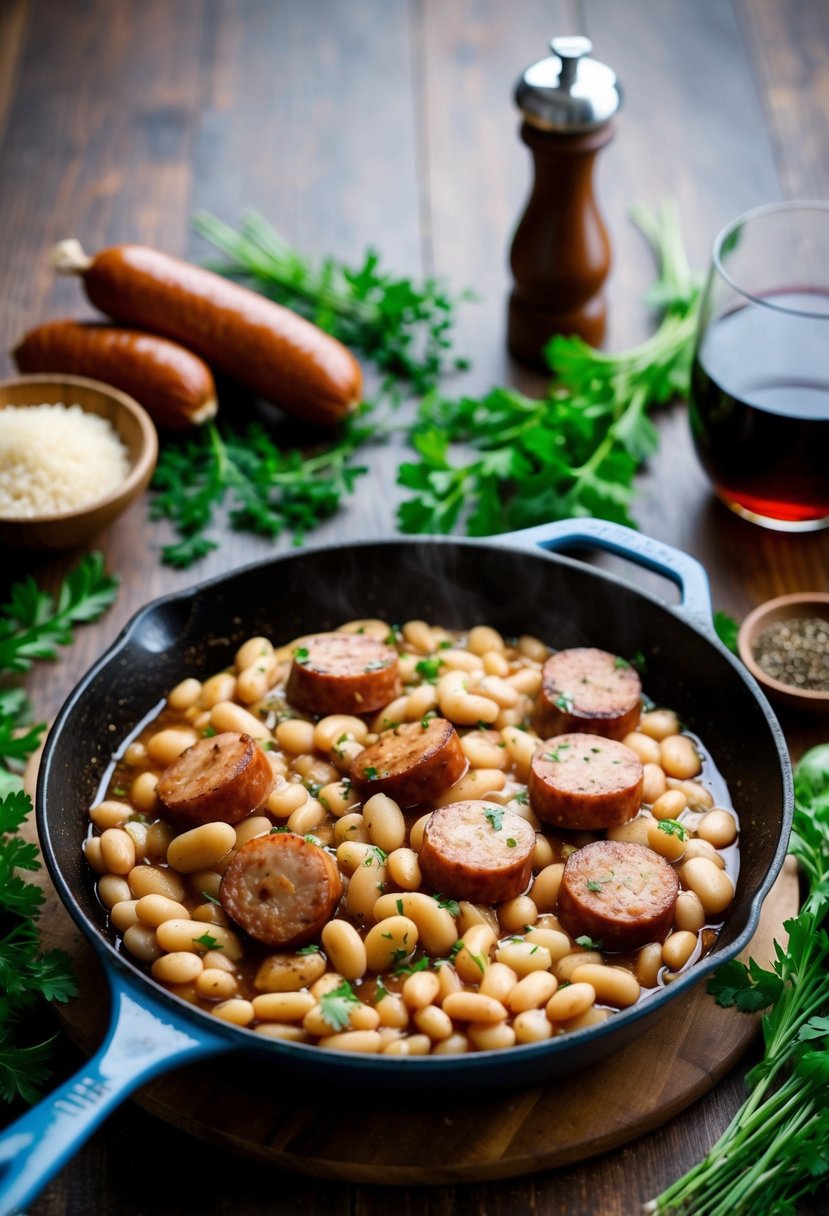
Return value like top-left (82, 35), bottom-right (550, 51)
top-left (0, 520), bottom-right (793, 1215)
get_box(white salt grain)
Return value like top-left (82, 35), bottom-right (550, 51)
top-left (0, 403), bottom-right (130, 518)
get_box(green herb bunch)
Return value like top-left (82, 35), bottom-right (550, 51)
top-left (649, 745), bottom-right (829, 1214)
top-left (396, 202), bottom-right (700, 536)
top-left (0, 554), bottom-right (117, 1104)
top-left (0, 553), bottom-right (119, 794)
top-left (149, 416), bottom-right (372, 568)
top-left (193, 209), bottom-right (469, 395)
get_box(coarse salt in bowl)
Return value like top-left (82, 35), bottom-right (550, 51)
top-left (0, 374), bottom-right (158, 550)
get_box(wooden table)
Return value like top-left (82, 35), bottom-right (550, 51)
top-left (1, 1), bottom-right (827, 1212)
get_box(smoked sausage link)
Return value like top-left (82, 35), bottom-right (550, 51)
top-left (156, 732), bottom-right (273, 826)
top-left (419, 800), bottom-right (536, 903)
top-left (349, 718), bottom-right (467, 807)
top-left (53, 240), bottom-right (362, 428)
top-left (535, 648), bottom-right (642, 740)
top-left (220, 832), bottom-right (343, 947)
top-left (557, 840), bottom-right (679, 951)
top-left (286, 633), bottom-right (400, 715)
top-left (528, 733), bottom-right (643, 830)
top-left (13, 320), bottom-right (217, 430)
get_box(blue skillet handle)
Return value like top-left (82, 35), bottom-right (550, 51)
top-left (499, 518), bottom-right (713, 626)
top-left (0, 967), bottom-right (229, 1216)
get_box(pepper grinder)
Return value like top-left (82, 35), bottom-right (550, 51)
top-left (507, 36), bottom-right (623, 368)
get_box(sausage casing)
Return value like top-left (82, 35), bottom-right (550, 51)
top-left (55, 240), bottom-right (362, 427)
top-left (13, 319), bottom-right (217, 430)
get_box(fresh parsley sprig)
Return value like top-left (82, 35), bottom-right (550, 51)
top-left (396, 201), bottom-right (701, 536)
top-left (149, 417), bottom-right (371, 568)
top-left (0, 790), bottom-right (77, 1104)
top-left (0, 554), bottom-right (119, 795)
top-left (192, 209), bottom-right (470, 395)
top-left (649, 744), bottom-right (829, 1214)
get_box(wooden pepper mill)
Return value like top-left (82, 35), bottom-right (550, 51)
top-left (507, 36), bottom-right (622, 369)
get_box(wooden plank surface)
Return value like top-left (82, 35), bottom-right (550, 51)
top-left (0, 0), bottom-right (827, 1212)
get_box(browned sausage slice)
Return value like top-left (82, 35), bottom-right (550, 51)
top-left (349, 718), bottom-right (467, 807)
top-left (286, 633), bottom-right (400, 715)
top-left (156, 732), bottom-right (272, 826)
top-left (220, 832), bottom-right (343, 947)
top-left (557, 840), bottom-right (679, 950)
top-left (535, 648), bottom-right (642, 740)
top-left (528, 733), bottom-right (643, 830)
top-left (419, 800), bottom-right (535, 903)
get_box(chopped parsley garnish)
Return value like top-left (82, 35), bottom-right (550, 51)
top-left (576, 935), bottom-right (602, 951)
top-left (293, 646), bottom-right (310, 665)
top-left (415, 657), bottom-right (443, 683)
top-left (506, 837), bottom-right (517, 848)
top-left (270, 825), bottom-right (291, 833)
top-left (484, 806), bottom-right (505, 831)
top-left (392, 955), bottom-right (432, 977)
top-left (385, 625), bottom-right (403, 648)
top-left (614, 655), bottom-right (631, 669)
top-left (363, 765), bottom-right (379, 780)
top-left (363, 845), bottom-right (388, 866)
top-left (554, 692), bottom-right (574, 713)
top-left (202, 724), bottom-right (217, 738)
top-left (448, 940), bottom-right (463, 961)
top-left (296, 943), bottom-right (322, 955)
top-left (420, 712), bottom-right (437, 729)
top-left (586, 879), bottom-right (603, 893)
top-left (396, 898), bottom-right (404, 914)
top-left (200, 890), bottom-right (221, 905)
top-left (437, 639), bottom-right (453, 650)
top-left (467, 950), bottom-right (486, 974)
top-left (433, 894), bottom-right (460, 917)
top-left (544, 744), bottom-right (570, 763)
top-left (364, 659), bottom-right (390, 672)
top-left (111, 786), bottom-right (127, 798)
top-left (193, 932), bottom-right (222, 950)
top-left (319, 980), bottom-right (360, 1030)
top-left (513, 788), bottom-right (529, 805)
top-left (657, 819), bottom-right (688, 840)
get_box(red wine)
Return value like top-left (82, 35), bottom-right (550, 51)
top-left (690, 290), bottom-right (829, 526)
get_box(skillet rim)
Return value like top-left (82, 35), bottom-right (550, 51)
top-left (35, 533), bottom-right (795, 1080)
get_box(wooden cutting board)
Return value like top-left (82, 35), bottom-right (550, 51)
top-left (29, 788), bottom-right (797, 1185)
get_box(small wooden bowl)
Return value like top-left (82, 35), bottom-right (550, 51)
top-left (0, 374), bottom-right (158, 550)
top-left (738, 592), bottom-right (829, 713)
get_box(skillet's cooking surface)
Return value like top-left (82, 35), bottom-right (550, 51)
top-left (37, 536), bottom-right (792, 1090)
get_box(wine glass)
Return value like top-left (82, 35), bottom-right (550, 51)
top-left (689, 200), bottom-right (829, 531)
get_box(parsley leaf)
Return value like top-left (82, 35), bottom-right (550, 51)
top-left (319, 979), bottom-right (360, 1031)
top-left (484, 806), bottom-right (504, 832)
top-left (713, 610), bottom-right (740, 655)
top-left (0, 791), bottom-right (77, 1104)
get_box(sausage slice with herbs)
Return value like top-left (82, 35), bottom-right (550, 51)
top-left (528, 733), bottom-right (643, 830)
top-left (156, 731), bottom-right (273, 826)
top-left (557, 840), bottom-right (679, 951)
top-left (220, 831), bottom-right (343, 947)
top-left (349, 718), bottom-right (467, 806)
top-left (286, 633), bottom-right (400, 715)
top-left (535, 647), bottom-right (642, 740)
top-left (419, 800), bottom-right (535, 903)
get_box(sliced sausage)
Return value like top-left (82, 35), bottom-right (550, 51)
top-left (156, 731), bottom-right (272, 826)
top-left (54, 239), bottom-right (362, 428)
top-left (557, 840), bottom-right (679, 950)
top-left (349, 718), bottom-right (467, 807)
top-left (13, 320), bottom-right (217, 430)
top-left (286, 633), bottom-right (400, 715)
top-left (528, 733), bottom-right (643, 830)
top-left (535, 648), bottom-right (642, 740)
top-left (419, 800), bottom-right (535, 903)
top-left (220, 832), bottom-right (343, 947)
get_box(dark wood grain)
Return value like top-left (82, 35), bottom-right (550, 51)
top-left (0, 0), bottom-right (827, 1212)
